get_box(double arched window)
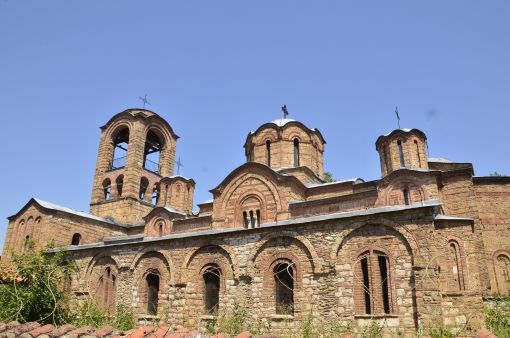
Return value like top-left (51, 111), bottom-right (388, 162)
top-left (243, 210), bottom-right (261, 229)
top-left (355, 250), bottom-right (392, 315)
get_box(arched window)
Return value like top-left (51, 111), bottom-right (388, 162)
top-left (116, 175), bottom-right (124, 197)
top-left (144, 130), bottom-right (163, 174)
top-left (496, 254), bottom-right (510, 294)
top-left (397, 140), bottom-right (405, 167)
top-left (97, 267), bottom-right (116, 313)
top-left (111, 127), bottom-right (129, 170)
top-left (447, 240), bottom-right (466, 291)
top-left (156, 221), bottom-right (164, 237)
top-left (203, 266), bottom-right (221, 314)
top-left (243, 211), bottom-right (249, 228)
top-left (71, 233), bottom-right (81, 245)
top-left (256, 209), bottom-right (261, 227)
top-left (249, 210), bottom-right (255, 228)
top-left (274, 262), bottom-right (294, 315)
top-left (139, 177), bottom-right (149, 200)
top-left (356, 250), bottom-right (392, 315)
top-left (414, 140), bottom-right (421, 167)
top-left (151, 184), bottom-right (160, 205)
top-left (403, 189), bottom-right (410, 205)
top-left (146, 273), bottom-right (160, 315)
top-left (293, 139), bottom-right (300, 167)
top-left (102, 178), bottom-right (112, 200)
top-left (266, 140), bottom-right (271, 167)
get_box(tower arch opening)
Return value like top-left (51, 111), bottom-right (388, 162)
top-left (144, 130), bottom-right (163, 174)
top-left (111, 127), bottom-right (129, 170)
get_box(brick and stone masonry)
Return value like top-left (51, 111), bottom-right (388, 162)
top-left (2, 108), bottom-right (510, 335)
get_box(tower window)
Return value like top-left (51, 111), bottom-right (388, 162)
top-left (111, 127), bottom-right (129, 170)
top-left (414, 140), bottom-right (422, 167)
top-left (144, 130), bottom-right (163, 174)
top-left (293, 139), bottom-right (300, 167)
top-left (266, 140), bottom-right (271, 167)
top-left (102, 179), bottom-right (111, 200)
top-left (139, 177), bottom-right (149, 200)
top-left (203, 266), bottom-right (221, 315)
top-left (403, 189), bottom-right (410, 205)
top-left (71, 233), bottom-right (81, 245)
top-left (397, 140), bottom-right (405, 167)
top-left (274, 262), bottom-right (294, 315)
top-left (151, 184), bottom-right (160, 205)
top-left (146, 273), bottom-right (160, 315)
top-left (116, 175), bottom-right (124, 197)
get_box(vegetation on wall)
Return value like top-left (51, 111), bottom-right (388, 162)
top-left (485, 296), bottom-right (510, 338)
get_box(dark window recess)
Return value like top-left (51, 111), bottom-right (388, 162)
top-left (274, 263), bottom-right (294, 315)
top-left (403, 189), bottom-right (410, 205)
top-left (71, 233), bottom-right (81, 245)
top-left (204, 267), bottom-right (220, 314)
top-left (293, 139), bottom-right (300, 167)
top-left (266, 140), bottom-right (271, 167)
top-left (243, 211), bottom-right (249, 228)
top-left (111, 128), bottom-right (129, 170)
top-left (397, 140), bottom-right (405, 167)
top-left (146, 273), bottom-right (160, 315)
top-left (139, 178), bottom-right (149, 200)
top-left (116, 175), bottom-right (124, 197)
top-left (144, 130), bottom-right (162, 174)
top-left (378, 255), bottom-right (390, 314)
top-left (361, 257), bottom-right (371, 314)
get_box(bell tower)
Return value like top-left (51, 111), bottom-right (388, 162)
top-left (90, 109), bottom-right (179, 224)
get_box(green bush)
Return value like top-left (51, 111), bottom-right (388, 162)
top-left (0, 246), bottom-right (73, 324)
top-left (69, 300), bottom-right (135, 331)
top-left (485, 296), bottom-right (510, 338)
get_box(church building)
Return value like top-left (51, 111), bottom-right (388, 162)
top-left (2, 108), bottom-right (510, 335)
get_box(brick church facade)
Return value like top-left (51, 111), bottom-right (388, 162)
top-left (2, 109), bottom-right (510, 334)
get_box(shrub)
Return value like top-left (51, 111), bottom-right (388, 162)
top-left (485, 296), bottom-right (510, 338)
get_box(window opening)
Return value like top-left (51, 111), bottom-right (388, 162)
top-left (71, 233), bottom-right (81, 245)
top-left (103, 179), bottom-right (111, 200)
top-left (256, 209), bottom-right (261, 227)
top-left (144, 130), bottom-right (162, 174)
top-left (449, 241), bottom-right (465, 291)
top-left (403, 189), bottom-right (410, 205)
top-left (274, 262), bottom-right (294, 315)
top-left (249, 210), bottom-right (254, 229)
top-left (203, 266), bottom-right (221, 314)
top-left (139, 177), bottom-right (149, 200)
top-left (243, 211), bottom-right (249, 228)
top-left (414, 140), bottom-right (422, 167)
top-left (361, 256), bottom-right (371, 314)
top-left (378, 255), bottom-right (390, 314)
top-left (266, 140), bottom-right (271, 167)
top-left (116, 175), bottom-right (124, 197)
top-left (151, 184), bottom-right (160, 205)
top-left (146, 273), bottom-right (160, 315)
top-left (111, 128), bottom-right (129, 170)
top-left (293, 139), bottom-right (300, 167)
top-left (397, 140), bottom-right (405, 167)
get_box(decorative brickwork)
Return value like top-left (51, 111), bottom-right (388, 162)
top-left (2, 109), bottom-right (510, 336)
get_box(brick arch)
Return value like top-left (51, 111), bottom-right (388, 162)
top-left (132, 251), bottom-right (171, 316)
top-left (235, 191), bottom-right (266, 226)
top-left (444, 235), bottom-right (469, 291)
top-left (86, 253), bottom-right (120, 279)
top-left (492, 249), bottom-right (510, 294)
top-left (87, 255), bottom-right (119, 313)
top-left (104, 120), bottom-right (133, 143)
top-left (331, 221), bottom-right (418, 262)
top-left (129, 249), bottom-right (174, 282)
top-left (252, 231), bottom-right (322, 273)
top-left (220, 173), bottom-right (283, 214)
top-left (182, 243), bottom-right (238, 280)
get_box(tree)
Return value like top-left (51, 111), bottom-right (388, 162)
top-left (323, 172), bottom-right (336, 183)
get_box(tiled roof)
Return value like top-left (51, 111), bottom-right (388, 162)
top-left (0, 322), bottom-right (277, 338)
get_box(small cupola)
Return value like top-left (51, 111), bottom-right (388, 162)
top-left (375, 128), bottom-right (428, 177)
top-left (244, 115), bottom-right (326, 180)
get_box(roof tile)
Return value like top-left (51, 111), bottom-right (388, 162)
top-left (67, 325), bottom-right (94, 338)
top-left (49, 324), bottom-right (76, 337)
top-left (28, 324), bottom-right (55, 337)
top-left (91, 325), bottom-right (116, 337)
top-left (152, 326), bottom-right (169, 338)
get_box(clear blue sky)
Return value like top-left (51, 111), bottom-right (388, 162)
top-left (1, 1), bottom-right (509, 252)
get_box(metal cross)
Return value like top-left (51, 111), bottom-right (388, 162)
top-left (139, 94), bottom-right (151, 108)
top-left (175, 157), bottom-right (184, 175)
top-left (282, 105), bottom-right (289, 119)
top-left (395, 106), bottom-right (401, 129)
